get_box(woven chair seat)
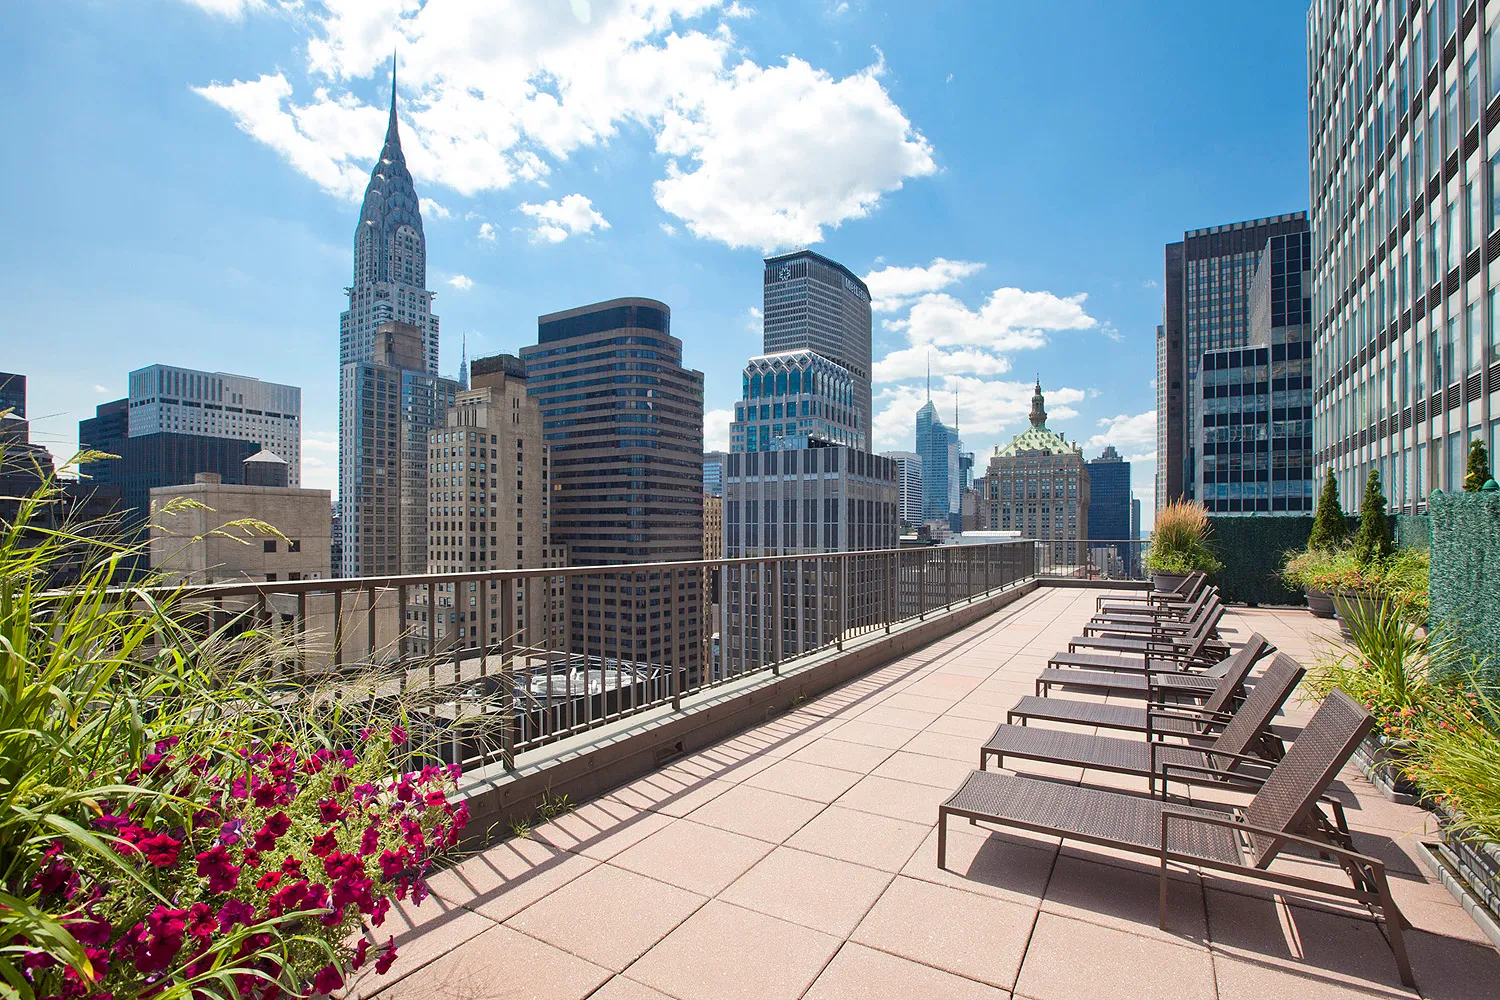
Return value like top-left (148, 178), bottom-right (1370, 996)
top-left (942, 770), bottom-right (1241, 864)
top-left (1036, 668), bottom-right (1219, 699)
top-left (980, 724), bottom-right (1213, 776)
top-left (1007, 695), bottom-right (1198, 736)
top-left (1046, 651), bottom-right (1185, 673)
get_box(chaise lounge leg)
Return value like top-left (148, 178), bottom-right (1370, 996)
top-left (937, 808), bottom-right (948, 870)
top-left (1375, 870), bottom-right (1416, 988)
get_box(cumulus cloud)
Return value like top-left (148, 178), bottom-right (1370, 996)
top-left (704, 407), bottom-right (733, 451)
top-left (420, 197), bottom-right (452, 219)
top-left (745, 306), bottom-right (762, 333)
top-left (190, 1), bottom-right (934, 249)
top-left (175, 0), bottom-right (267, 19)
top-left (659, 222), bottom-right (678, 235)
top-left (1085, 409), bottom-right (1156, 462)
top-left (517, 193), bottom-right (609, 243)
top-left (863, 257), bottom-right (983, 312)
top-left (446, 274), bottom-right (474, 290)
top-left (301, 431), bottom-right (338, 492)
top-left (871, 377), bottom-right (1086, 454)
top-left (476, 222), bottom-right (497, 242)
top-left (93, 384), bottom-right (110, 394)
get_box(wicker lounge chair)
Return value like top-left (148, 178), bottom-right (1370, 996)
top-left (1082, 593), bottom-right (1221, 637)
top-left (1034, 634), bottom-right (1272, 701)
top-left (1065, 611), bottom-right (1227, 661)
top-left (1006, 635), bottom-right (1270, 735)
top-left (938, 690), bottom-right (1413, 987)
top-left (978, 652), bottom-right (1305, 793)
top-left (1093, 570), bottom-right (1206, 611)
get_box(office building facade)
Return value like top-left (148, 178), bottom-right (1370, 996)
top-left (1087, 445), bottom-right (1132, 540)
top-left (1194, 231), bottom-right (1315, 513)
top-left (520, 298), bottom-right (705, 678)
top-left (730, 351), bottom-right (864, 453)
top-left (340, 320), bottom-right (457, 577)
top-left (703, 450), bottom-right (726, 497)
top-left (1157, 212), bottom-right (1310, 508)
top-left (915, 392), bottom-right (958, 524)
top-left (978, 381), bottom-right (1090, 557)
top-left (761, 250), bottom-right (873, 447)
top-left (122, 365), bottom-right (301, 484)
top-left (1308, 0), bottom-right (1500, 511)
top-left (882, 450), bottom-right (924, 525)
top-left (0, 372), bottom-right (24, 418)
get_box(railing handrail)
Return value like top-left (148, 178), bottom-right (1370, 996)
top-left (106, 539), bottom-right (1040, 601)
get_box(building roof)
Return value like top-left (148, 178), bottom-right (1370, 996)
top-left (243, 449), bottom-right (288, 465)
top-left (355, 55), bottom-right (424, 280)
top-left (993, 380), bottom-right (1078, 457)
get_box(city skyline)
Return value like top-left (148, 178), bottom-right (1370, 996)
top-left (4, 2), bottom-right (1316, 529)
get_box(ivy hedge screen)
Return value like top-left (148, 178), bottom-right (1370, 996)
top-left (1204, 516), bottom-right (1311, 606)
top-left (1427, 490), bottom-right (1500, 670)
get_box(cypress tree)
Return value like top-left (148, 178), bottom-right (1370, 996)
top-left (1352, 468), bottom-right (1393, 567)
top-left (1464, 439), bottom-right (1492, 492)
top-left (1309, 468), bottom-right (1348, 550)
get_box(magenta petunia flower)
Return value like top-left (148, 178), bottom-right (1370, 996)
top-left (137, 832), bottom-right (182, 868)
top-left (195, 844), bottom-right (241, 893)
top-left (312, 962), bottom-right (344, 995)
top-left (373, 940), bottom-right (398, 975)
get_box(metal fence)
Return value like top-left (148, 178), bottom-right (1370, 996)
top-left (153, 540), bottom-right (1037, 773)
top-left (1032, 539), bottom-right (1149, 582)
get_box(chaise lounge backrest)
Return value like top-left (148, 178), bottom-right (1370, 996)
top-left (1196, 633), bottom-right (1271, 716)
top-left (1203, 653), bottom-right (1305, 768)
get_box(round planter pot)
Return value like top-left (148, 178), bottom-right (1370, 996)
top-left (1306, 588), bottom-right (1336, 619)
top-left (1332, 591), bottom-right (1385, 638)
top-left (1151, 572), bottom-right (1190, 594)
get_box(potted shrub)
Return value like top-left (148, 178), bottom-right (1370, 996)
top-left (1284, 469), bottom-right (1350, 617)
top-left (1142, 500), bottom-right (1222, 592)
top-left (1332, 469), bottom-right (1394, 634)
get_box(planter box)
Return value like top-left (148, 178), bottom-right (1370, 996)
top-left (1305, 588), bottom-right (1336, 619)
top-left (1350, 733), bottom-right (1422, 805)
top-left (1418, 807), bottom-right (1500, 951)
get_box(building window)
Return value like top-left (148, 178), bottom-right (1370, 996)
top-left (287, 539), bottom-right (302, 553)
top-left (263, 540), bottom-right (276, 553)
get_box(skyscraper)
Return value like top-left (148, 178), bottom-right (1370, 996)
top-left (0, 372), bottom-right (25, 419)
top-left (761, 250), bottom-right (873, 447)
top-left (520, 298), bottom-right (705, 678)
top-left (1157, 212), bottom-right (1309, 509)
top-left (881, 450), bottom-right (924, 525)
top-left (1194, 231), bottom-right (1314, 514)
top-left (338, 60), bottom-right (446, 576)
top-left (977, 381), bottom-right (1089, 560)
top-left (340, 321), bottom-right (457, 577)
top-left (1308, 0), bottom-right (1497, 512)
top-left (914, 377), bottom-right (957, 525)
top-left (702, 450), bottom-right (726, 497)
top-left (1087, 445), bottom-right (1132, 541)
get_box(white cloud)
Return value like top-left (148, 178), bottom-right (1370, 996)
top-left (93, 384), bottom-right (110, 394)
top-left (301, 431), bottom-right (338, 493)
top-left (517, 193), bottom-right (609, 243)
top-left (1085, 410), bottom-right (1157, 459)
top-left (476, 222), bottom-right (497, 242)
top-left (420, 197), bottom-right (452, 219)
top-left (745, 306), bottom-right (762, 333)
top-left (872, 345), bottom-right (1010, 382)
top-left (944, 72), bottom-right (953, 83)
top-left (901, 287), bottom-right (1095, 351)
top-left (704, 407), bottom-right (733, 451)
top-left (659, 221), bottom-right (677, 235)
top-left (446, 273), bottom-right (474, 290)
top-left (175, 0), bottom-right (267, 19)
top-left (871, 377), bottom-right (1086, 454)
top-left (863, 258), bottom-right (983, 312)
top-left (191, 2), bottom-right (934, 250)
top-left (1098, 321), bottom-right (1122, 342)
top-left (723, 1), bottom-right (754, 16)
top-left (654, 53), bottom-right (935, 250)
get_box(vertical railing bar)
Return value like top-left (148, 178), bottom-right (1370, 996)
top-left (331, 587), bottom-right (343, 670)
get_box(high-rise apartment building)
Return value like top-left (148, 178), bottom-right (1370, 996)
top-left (520, 298), bottom-right (705, 678)
top-left (121, 365), bottom-right (301, 484)
top-left (978, 381), bottom-right (1089, 558)
top-left (340, 321), bottom-right (456, 577)
top-left (1308, 0), bottom-right (1500, 511)
top-left (761, 250), bottom-right (873, 447)
top-left (915, 387), bottom-right (958, 524)
top-left (1194, 231), bottom-right (1315, 513)
top-left (338, 65), bottom-right (447, 577)
top-left (1157, 212), bottom-right (1309, 508)
top-left (413, 353), bottom-right (560, 656)
top-left (882, 450), bottom-right (924, 525)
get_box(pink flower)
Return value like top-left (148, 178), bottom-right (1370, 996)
top-left (196, 844), bottom-right (241, 893)
top-left (374, 940), bottom-right (398, 975)
top-left (310, 827), bottom-right (340, 859)
top-left (312, 963), bottom-right (344, 995)
top-left (131, 906), bottom-right (188, 975)
top-left (137, 832), bottom-right (182, 868)
top-left (318, 799), bottom-right (346, 824)
top-left (390, 725), bottom-right (408, 745)
top-left (185, 902), bottom-right (218, 941)
top-left (351, 938), bottom-right (370, 971)
top-left (217, 898), bottom-right (254, 930)
top-left (378, 848), bottom-right (408, 881)
top-left (359, 825), bottom-right (380, 857)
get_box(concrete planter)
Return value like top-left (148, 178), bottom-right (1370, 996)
top-left (1419, 807), bottom-right (1500, 951)
top-left (1151, 572), bottom-right (1190, 594)
top-left (1351, 732), bottom-right (1422, 805)
top-left (1305, 588), bottom-right (1336, 618)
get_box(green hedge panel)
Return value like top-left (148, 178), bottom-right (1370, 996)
top-left (1428, 491), bottom-right (1500, 673)
top-left (1204, 516), bottom-right (1312, 606)
top-left (1393, 513), bottom-right (1431, 550)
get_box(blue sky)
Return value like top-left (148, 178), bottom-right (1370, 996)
top-left (2, 0), bottom-right (1313, 522)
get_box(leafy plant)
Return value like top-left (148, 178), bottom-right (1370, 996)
top-left (1352, 469), bottom-right (1393, 567)
top-left (1406, 678), bottom-right (1500, 842)
top-left (1309, 467), bottom-right (1350, 550)
top-left (0, 457), bottom-right (469, 1000)
top-left (1143, 500), bottom-right (1222, 576)
top-left (1464, 439), bottom-right (1493, 492)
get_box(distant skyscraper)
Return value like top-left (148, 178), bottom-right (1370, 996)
top-left (761, 250), bottom-right (873, 447)
top-left (520, 298), bottom-right (704, 678)
top-left (1194, 231), bottom-right (1314, 514)
top-left (340, 321), bottom-right (456, 577)
top-left (882, 450), bottom-right (924, 525)
top-left (703, 450), bottom-right (726, 497)
top-left (78, 399), bottom-right (128, 487)
top-left (1087, 446), bottom-right (1132, 541)
top-left (914, 376), bottom-right (957, 524)
top-left (0, 372), bottom-right (25, 418)
top-left (123, 365), bottom-right (302, 484)
top-left (1157, 212), bottom-right (1308, 509)
top-left (339, 59), bottom-right (444, 576)
top-left (978, 381), bottom-right (1089, 557)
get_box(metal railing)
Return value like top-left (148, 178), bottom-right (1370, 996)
top-left (1032, 539), bottom-right (1148, 582)
top-left (148, 540), bottom-right (1037, 773)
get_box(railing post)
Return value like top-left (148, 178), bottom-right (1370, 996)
top-left (885, 551), bottom-right (894, 634)
top-left (500, 576), bottom-right (515, 769)
top-left (836, 556), bottom-right (846, 651)
top-left (919, 550), bottom-right (926, 620)
top-left (772, 558), bottom-right (783, 675)
top-left (945, 546), bottom-right (953, 610)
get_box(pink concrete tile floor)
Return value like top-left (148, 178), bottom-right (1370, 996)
top-left (347, 587), bottom-right (1500, 1000)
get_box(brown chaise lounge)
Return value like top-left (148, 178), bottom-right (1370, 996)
top-left (938, 690), bottom-right (1414, 987)
top-left (978, 653), bottom-right (1306, 793)
top-left (1033, 633), bottom-right (1272, 701)
top-left (1004, 634), bottom-right (1270, 735)
top-left (1094, 569), bottom-right (1206, 612)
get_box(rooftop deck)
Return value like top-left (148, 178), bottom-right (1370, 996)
top-left (350, 586), bottom-right (1500, 1000)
